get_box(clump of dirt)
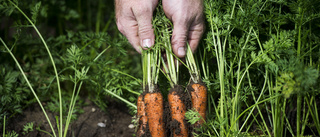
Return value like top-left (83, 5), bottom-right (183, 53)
top-left (164, 100), bottom-right (171, 136)
top-left (168, 119), bottom-right (181, 135)
top-left (3, 98), bottom-right (135, 137)
top-left (141, 123), bottom-right (151, 137)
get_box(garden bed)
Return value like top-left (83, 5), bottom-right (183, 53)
top-left (3, 99), bottom-right (135, 137)
top-left (1, 0), bottom-right (320, 136)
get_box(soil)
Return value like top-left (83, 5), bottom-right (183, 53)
top-left (3, 99), bottom-right (135, 137)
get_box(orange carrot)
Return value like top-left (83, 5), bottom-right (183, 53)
top-left (137, 94), bottom-right (147, 137)
top-left (144, 92), bottom-right (165, 137)
top-left (190, 83), bottom-right (207, 127)
top-left (168, 90), bottom-right (188, 137)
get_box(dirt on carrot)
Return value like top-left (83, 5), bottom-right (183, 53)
top-left (137, 94), bottom-right (148, 137)
top-left (187, 80), bottom-right (208, 131)
top-left (144, 86), bottom-right (166, 137)
top-left (167, 85), bottom-right (191, 137)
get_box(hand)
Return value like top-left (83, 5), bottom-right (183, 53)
top-left (162, 0), bottom-right (205, 58)
top-left (115, 0), bottom-right (158, 53)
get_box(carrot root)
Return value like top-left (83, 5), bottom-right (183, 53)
top-left (190, 83), bottom-right (207, 127)
top-left (168, 91), bottom-right (188, 137)
top-left (137, 94), bottom-right (148, 137)
top-left (144, 92), bottom-right (165, 137)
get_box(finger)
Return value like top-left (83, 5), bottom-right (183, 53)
top-left (119, 18), bottom-right (141, 53)
top-left (161, 52), bottom-right (184, 73)
top-left (188, 21), bottom-right (205, 53)
top-left (125, 23), bottom-right (142, 53)
top-left (133, 5), bottom-right (156, 49)
top-left (115, 6), bottom-right (141, 53)
top-left (171, 21), bottom-right (189, 58)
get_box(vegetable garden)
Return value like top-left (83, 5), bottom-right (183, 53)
top-left (1, 0), bottom-right (320, 137)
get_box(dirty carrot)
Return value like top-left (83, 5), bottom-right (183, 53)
top-left (158, 13), bottom-right (190, 136)
top-left (145, 92), bottom-right (165, 137)
top-left (189, 83), bottom-right (207, 127)
top-left (138, 26), bottom-right (163, 136)
top-left (168, 90), bottom-right (188, 137)
top-left (136, 94), bottom-right (147, 137)
top-left (186, 42), bottom-right (207, 127)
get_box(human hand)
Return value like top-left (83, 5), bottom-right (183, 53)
top-left (115, 0), bottom-right (158, 53)
top-left (162, 0), bottom-right (205, 58)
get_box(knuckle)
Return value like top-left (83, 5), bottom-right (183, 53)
top-left (135, 6), bottom-right (152, 16)
top-left (172, 35), bottom-right (187, 45)
top-left (138, 25), bottom-right (152, 35)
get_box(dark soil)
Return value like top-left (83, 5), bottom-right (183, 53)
top-left (3, 99), bottom-right (135, 137)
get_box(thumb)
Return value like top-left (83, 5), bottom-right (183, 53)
top-left (171, 22), bottom-right (189, 58)
top-left (134, 9), bottom-right (155, 49)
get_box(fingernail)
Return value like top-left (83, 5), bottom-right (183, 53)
top-left (178, 47), bottom-right (186, 56)
top-left (143, 39), bottom-right (151, 48)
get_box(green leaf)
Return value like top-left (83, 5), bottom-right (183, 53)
top-left (31, 1), bottom-right (41, 24)
top-left (185, 109), bottom-right (202, 125)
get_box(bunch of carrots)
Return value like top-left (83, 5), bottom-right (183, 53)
top-left (136, 4), bottom-right (207, 137)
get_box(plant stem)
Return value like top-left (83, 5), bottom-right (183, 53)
top-left (306, 95), bottom-right (320, 134)
top-left (229, 94), bottom-right (282, 134)
top-left (296, 95), bottom-right (302, 137)
top-left (3, 115), bottom-right (5, 137)
top-left (104, 89), bottom-right (137, 109)
top-left (120, 86), bottom-right (140, 95)
top-left (95, 0), bottom-right (103, 33)
top-left (161, 22), bottom-right (178, 88)
top-left (301, 96), bottom-right (310, 135)
top-left (1, 38), bottom-right (57, 137)
top-left (8, 1), bottom-right (63, 136)
top-left (239, 69), bottom-right (271, 136)
top-left (64, 81), bottom-right (84, 137)
top-left (186, 44), bottom-right (199, 83)
top-left (296, 6), bottom-right (303, 137)
top-left (231, 27), bottom-right (253, 132)
top-left (63, 65), bottom-right (80, 137)
top-left (102, 16), bottom-right (113, 33)
top-left (36, 127), bottom-right (54, 137)
top-left (110, 68), bottom-right (141, 85)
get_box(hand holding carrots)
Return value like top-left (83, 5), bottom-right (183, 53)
top-left (115, 0), bottom-right (205, 58)
top-left (133, 2), bottom-right (207, 136)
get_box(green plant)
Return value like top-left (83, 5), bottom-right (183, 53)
top-left (1, 0), bottom-right (320, 136)
top-left (22, 122), bottom-right (34, 135)
top-left (1, 0), bottom-right (142, 136)
top-left (203, 0), bottom-right (320, 136)
top-left (1, 1), bottom-right (109, 137)
top-left (0, 66), bottom-right (32, 124)
top-left (3, 131), bottom-right (18, 137)
top-left (185, 109), bottom-right (202, 125)
top-left (2, 116), bottom-right (19, 137)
